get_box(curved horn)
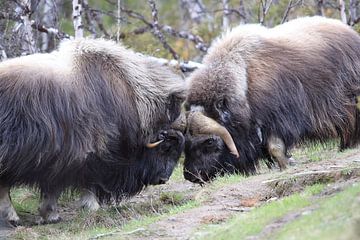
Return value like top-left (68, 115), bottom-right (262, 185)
top-left (171, 112), bottom-right (187, 132)
top-left (146, 139), bottom-right (164, 148)
top-left (188, 111), bottom-right (239, 158)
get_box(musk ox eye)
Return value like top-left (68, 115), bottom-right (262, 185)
top-left (205, 138), bottom-right (214, 146)
top-left (214, 99), bottom-right (231, 123)
top-left (215, 98), bottom-right (229, 113)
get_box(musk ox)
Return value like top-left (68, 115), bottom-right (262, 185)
top-left (0, 38), bottom-right (186, 224)
top-left (183, 16), bottom-right (360, 183)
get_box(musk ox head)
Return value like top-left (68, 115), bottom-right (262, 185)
top-left (183, 108), bottom-right (262, 183)
top-left (87, 127), bottom-right (185, 202)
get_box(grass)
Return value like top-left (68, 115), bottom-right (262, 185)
top-left (291, 140), bottom-right (338, 162)
top-left (9, 163), bottom-right (199, 240)
top-left (272, 183), bottom-right (360, 240)
top-left (196, 183), bottom-right (360, 240)
top-left (196, 184), bottom-right (326, 240)
top-left (10, 191), bottom-right (200, 240)
top-left (169, 162), bottom-right (184, 182)
top-left (211, 173), bottom-right (246, 187)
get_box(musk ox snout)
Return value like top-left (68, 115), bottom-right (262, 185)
top-left (147, 129), bottom-right (185, 185)
top-left (184, 134), bottom-right (224, 183)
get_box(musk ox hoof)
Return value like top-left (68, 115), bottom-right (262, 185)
top-left (8, 219), bottom-right (20, 227)
top-left (78, 190), bottom-right (100, 211)
top-left (288, 157), bottom-right (296, 166)
top-left (36, 214), bottom-right (61, 225)
top-left (0, 207), bottom-right (20, 227)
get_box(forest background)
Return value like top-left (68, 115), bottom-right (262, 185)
top-left (1, 0), bottom-right (360, 66)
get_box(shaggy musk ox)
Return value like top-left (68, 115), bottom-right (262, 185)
top-left (183, 16), bottom-right (360, 183)
top-left (0, 38), bottom-right (185, 224)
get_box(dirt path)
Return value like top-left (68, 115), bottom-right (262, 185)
top-left (126, 151), bottom-right (360, 240)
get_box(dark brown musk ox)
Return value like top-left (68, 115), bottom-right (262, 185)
top-left (0, 38), bottom-right (186, 225)
top-left (183, 16), bottom-right (360, 183)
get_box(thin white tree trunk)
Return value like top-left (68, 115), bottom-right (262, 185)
top-left (349, 0), bottom-right (358, 25)
top-left (180, 0), bottom-right (207, 24)
top-left (0, 44), bottom-right (7, 61)
top-left (222, 0), bottom-right (230, 29)
top-left (316, 0), bottom-right (325, 16)
top-left (41, 0), bottom-right (57, 52)
top-left (117, 0), bottom-right (121, 42)
top-left (239, 0), bottom-right (247, 24)
top-left (339, 0), bottom-right (347, 24)
top-left (72, 0), bottom-right (83, 38)
top-left (21, 0), bottom-right (36, 54)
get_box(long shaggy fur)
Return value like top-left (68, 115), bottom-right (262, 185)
top-left (0, 38), bottom-right (185, 200)
top-left (185, 16), bottom-right (360, 179)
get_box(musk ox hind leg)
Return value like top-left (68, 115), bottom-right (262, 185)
top-left (38, 190), bottom-right (61, 224)
top-left (267, 135), bottom-right (291, 171)
top-left (78, 189), bottom-right (100, 211)
top-left (0, 183), bottom-right (20, 226)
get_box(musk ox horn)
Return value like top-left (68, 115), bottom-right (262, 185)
top-left (188, 111), bottom-right (239, 158)
top-left (146, 139), bottom-right (164, 148)
top-left (171, 112), bottom-right (187, 132)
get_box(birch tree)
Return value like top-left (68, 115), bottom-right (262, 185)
top-left (72, 0), bottom-right (83, 38)
top-left (19, 0), bottom-right (36, 54)
top-left (339, 0), bottom-right (347, 24)
top-left (222, 0), bottom-right (230, 29)
top-left (41, 0), bottom-right (58, 52)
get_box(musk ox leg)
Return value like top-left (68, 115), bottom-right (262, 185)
top-left (78, 189), bottom-right (100, 211)
top-left (268, 135), bottom-right (290, 171)
top-left (0, 184), bottom-right (20, 226)
top-left (38, 191), bottom-right (61, 224)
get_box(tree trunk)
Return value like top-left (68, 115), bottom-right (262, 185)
top-left (20, 0), bottom-right (36, 54)
top-left (316, 0), bottom-right (325, 16)
top-left (0, 44), bottom-right (7, 61)
top-left (349, 0), bottom-right (358, 25)
top-left (41, 0), bottom-right (57, 52)
top-left (72, 0), bottom-right (83, 38)
top-left (222, 0), bottom-right (230, 29)
top-left (239, 0), bottom-right (247, 24)
top-left (180, 0), bottom-right (207, 25)
top-left (339, 0), bottom-right (347, 24)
